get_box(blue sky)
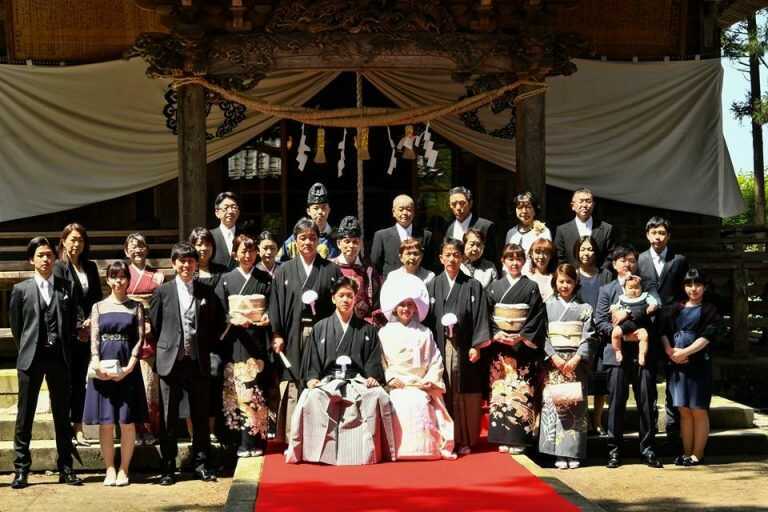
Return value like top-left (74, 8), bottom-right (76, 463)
top-left (722, 55), bottom-right (765, 175)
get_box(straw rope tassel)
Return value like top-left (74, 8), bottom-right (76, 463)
top-left (356, 72), bottom-right (365, 242)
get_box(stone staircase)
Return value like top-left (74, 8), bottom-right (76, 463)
top-left (585, 383), bottom-right (768, 458)
top-left (0, 370), bottom-right (766, 471)
top-left (0, 368), bottom-right (212, 472)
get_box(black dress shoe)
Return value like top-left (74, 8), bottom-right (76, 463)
top-left (644, 454), bottom-right (664, 468)
top-left (674, 455), bottom-right (690, 466)
top-left (11, 472), bottom-right (28, 489)
top-left (159, 474), bottom-right (175, 486)
top-left (58, 471), bottom-right (83, 485)
top-left (195, 468), bottom-right (217, 482)
top-left (607, 454), bottom-right (621, 468)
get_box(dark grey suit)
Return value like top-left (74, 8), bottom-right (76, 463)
top-left (9, 276), bottom-right (76, 474)
top-left (595, 278), bottom-right (659, 458)
top-left (370, 224), bottom-right (434, 277)
top-left (554, 218), bottom-right (614, 270)
top-left (210, 226), bottom-right (238, 270)
top-left (444, 215), bottom-right (497, 264)
top-left (149, 279), bottom-right (222, 473)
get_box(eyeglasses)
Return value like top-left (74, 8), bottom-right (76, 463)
top-left (217, 204), bottom-right (240, 212)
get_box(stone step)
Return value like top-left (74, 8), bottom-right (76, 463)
top-left (0, 440), bottom-right (229, 472)
top-left (585, 428), bottom-right (768, 458)
top-left (0, 413), bottom-right (185, 442)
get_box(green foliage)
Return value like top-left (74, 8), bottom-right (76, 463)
top-left (722, 11), bottom-right (768, 125)
top-left (725, 174), bottom-right (768, 225)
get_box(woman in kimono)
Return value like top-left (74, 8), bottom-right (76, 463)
top-left (425, 239), bottom-right (490, 456)
top-left (123, 232), bottom-right (164, 445)
top-left (189, 227), bottom-right (228, 443)
top-left (539, 263), bottom-right (594, 469)
top-left (379, 272), bottom-right (455, 460)
top-left (483, 243), bottom-right (547, 454)
top-left (256, 230), bottom-right (280, 278)
top-left (216, 234), bottom-right (272, 457)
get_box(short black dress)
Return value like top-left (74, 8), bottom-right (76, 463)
top-left (82, 299), bottom-right (148, 424)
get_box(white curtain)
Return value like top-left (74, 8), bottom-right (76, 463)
top-left (0, 57), bottom-right (742, 221)
top-left (0, 58), bottom-right (338, 222)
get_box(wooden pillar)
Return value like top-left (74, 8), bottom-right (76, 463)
top-left (280, 120), bottom-right (289, 237)
top-left (515, 87), bottom-right (546, 215)
top-left (177, 84), bottom-right (208, 239)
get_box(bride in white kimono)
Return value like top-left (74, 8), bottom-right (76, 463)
top-left (379, 273), bottom-right (456, 460)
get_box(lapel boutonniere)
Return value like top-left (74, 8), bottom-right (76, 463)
top-left (532, 220), bottom-right (546, 235)
top-left (200, 298), bottom-right (207, 307)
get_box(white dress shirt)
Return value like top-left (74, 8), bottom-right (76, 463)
top-left (175, 276), bottom-right (194, 314)
top-left (574, 217), bottom-right (594, 238)
top-left (34, 274), bottom-right (54, 306)
top-left (651, 247), bottom-right (668, 277)
top-left (219, 223), bottom-right (236, 256)
top-left (395, 223), bottom-right (413, 242)
top-left (450, 214), bottom-right (473, 241)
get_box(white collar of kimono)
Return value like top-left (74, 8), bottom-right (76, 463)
top-left (237, 267), bottom-right (252, 281)
top-left (336, 254), bottom-right (362, 265)
top-left (335, 311), bottom-right (351, 334)
top-left (445, 272), bottom-right (457, 292)
top-left (300, 255), bottom-right (315, 277)
top-left (379, 271), bottom-right (430, 322)
top-left (506, 274), bottom-right (521, 288)
top-left (558, 296), bottom-right (575, 307)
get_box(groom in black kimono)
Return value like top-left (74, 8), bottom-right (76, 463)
top-left (286, 277), bottom-right (394, 465)
top-left (269, 218), bottom-right (343, 444)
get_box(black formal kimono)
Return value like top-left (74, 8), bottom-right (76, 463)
top-left (303, 314), bottom-right (385, 383)
top-left (485, 276), bottom-right (547, 447)
top-left (286, 314), bottom-right (394, 466)
top-left (216, 267), bottom-right (272, 452)
top-left (426, 271), bottom-right (490, 448)
top-left (268, 255), bottom-right (343, 442)
top-left (54, 259), bottom-right (103, 426)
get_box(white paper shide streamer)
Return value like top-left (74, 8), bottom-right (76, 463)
top-left (386, 126), bottom-right (397, 175)
top-left (422, 122), bottom-right (439, 169)
top-left (337, 128), bottom-right (348, 177)
top-left (296, 123), bottom-right (311, 171)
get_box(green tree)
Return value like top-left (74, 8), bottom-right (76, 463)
top-left (723, 12), bottom-right (768, 225)
top-left (725, 174), bottom-right (768, 225)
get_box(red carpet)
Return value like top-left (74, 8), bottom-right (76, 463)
top-left (254, 442), bottom-right (579, 512)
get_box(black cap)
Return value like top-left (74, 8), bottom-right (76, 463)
top-left (336, 216), bottom-right (361, 239)
top-left (307, 182), bottom-right (329, 205)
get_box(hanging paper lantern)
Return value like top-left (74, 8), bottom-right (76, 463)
top-left (314, 127), bottom-right (327, 164)
top-left (355, 127), bottom-right (371, 161)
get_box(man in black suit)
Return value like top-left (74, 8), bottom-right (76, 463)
top-left (150, 242), bottom-right (222, 485)
top-left (637, 216), bottom-right (689, 451)
top-left (210, 191), bottom-right (240, 269)
top-left (9, 237), bottom-right (82, 489)
top-left (444, 186), bottom-right (497, 263)
top-left (554, 188), bottom-right (614, 270)
top-left (595, 245), bottom-right (663, 469)
top-left (371, 194), bottom-right (435, 277)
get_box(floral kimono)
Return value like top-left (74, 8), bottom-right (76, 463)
top-left (538, 296), bottom-right (594, 460)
